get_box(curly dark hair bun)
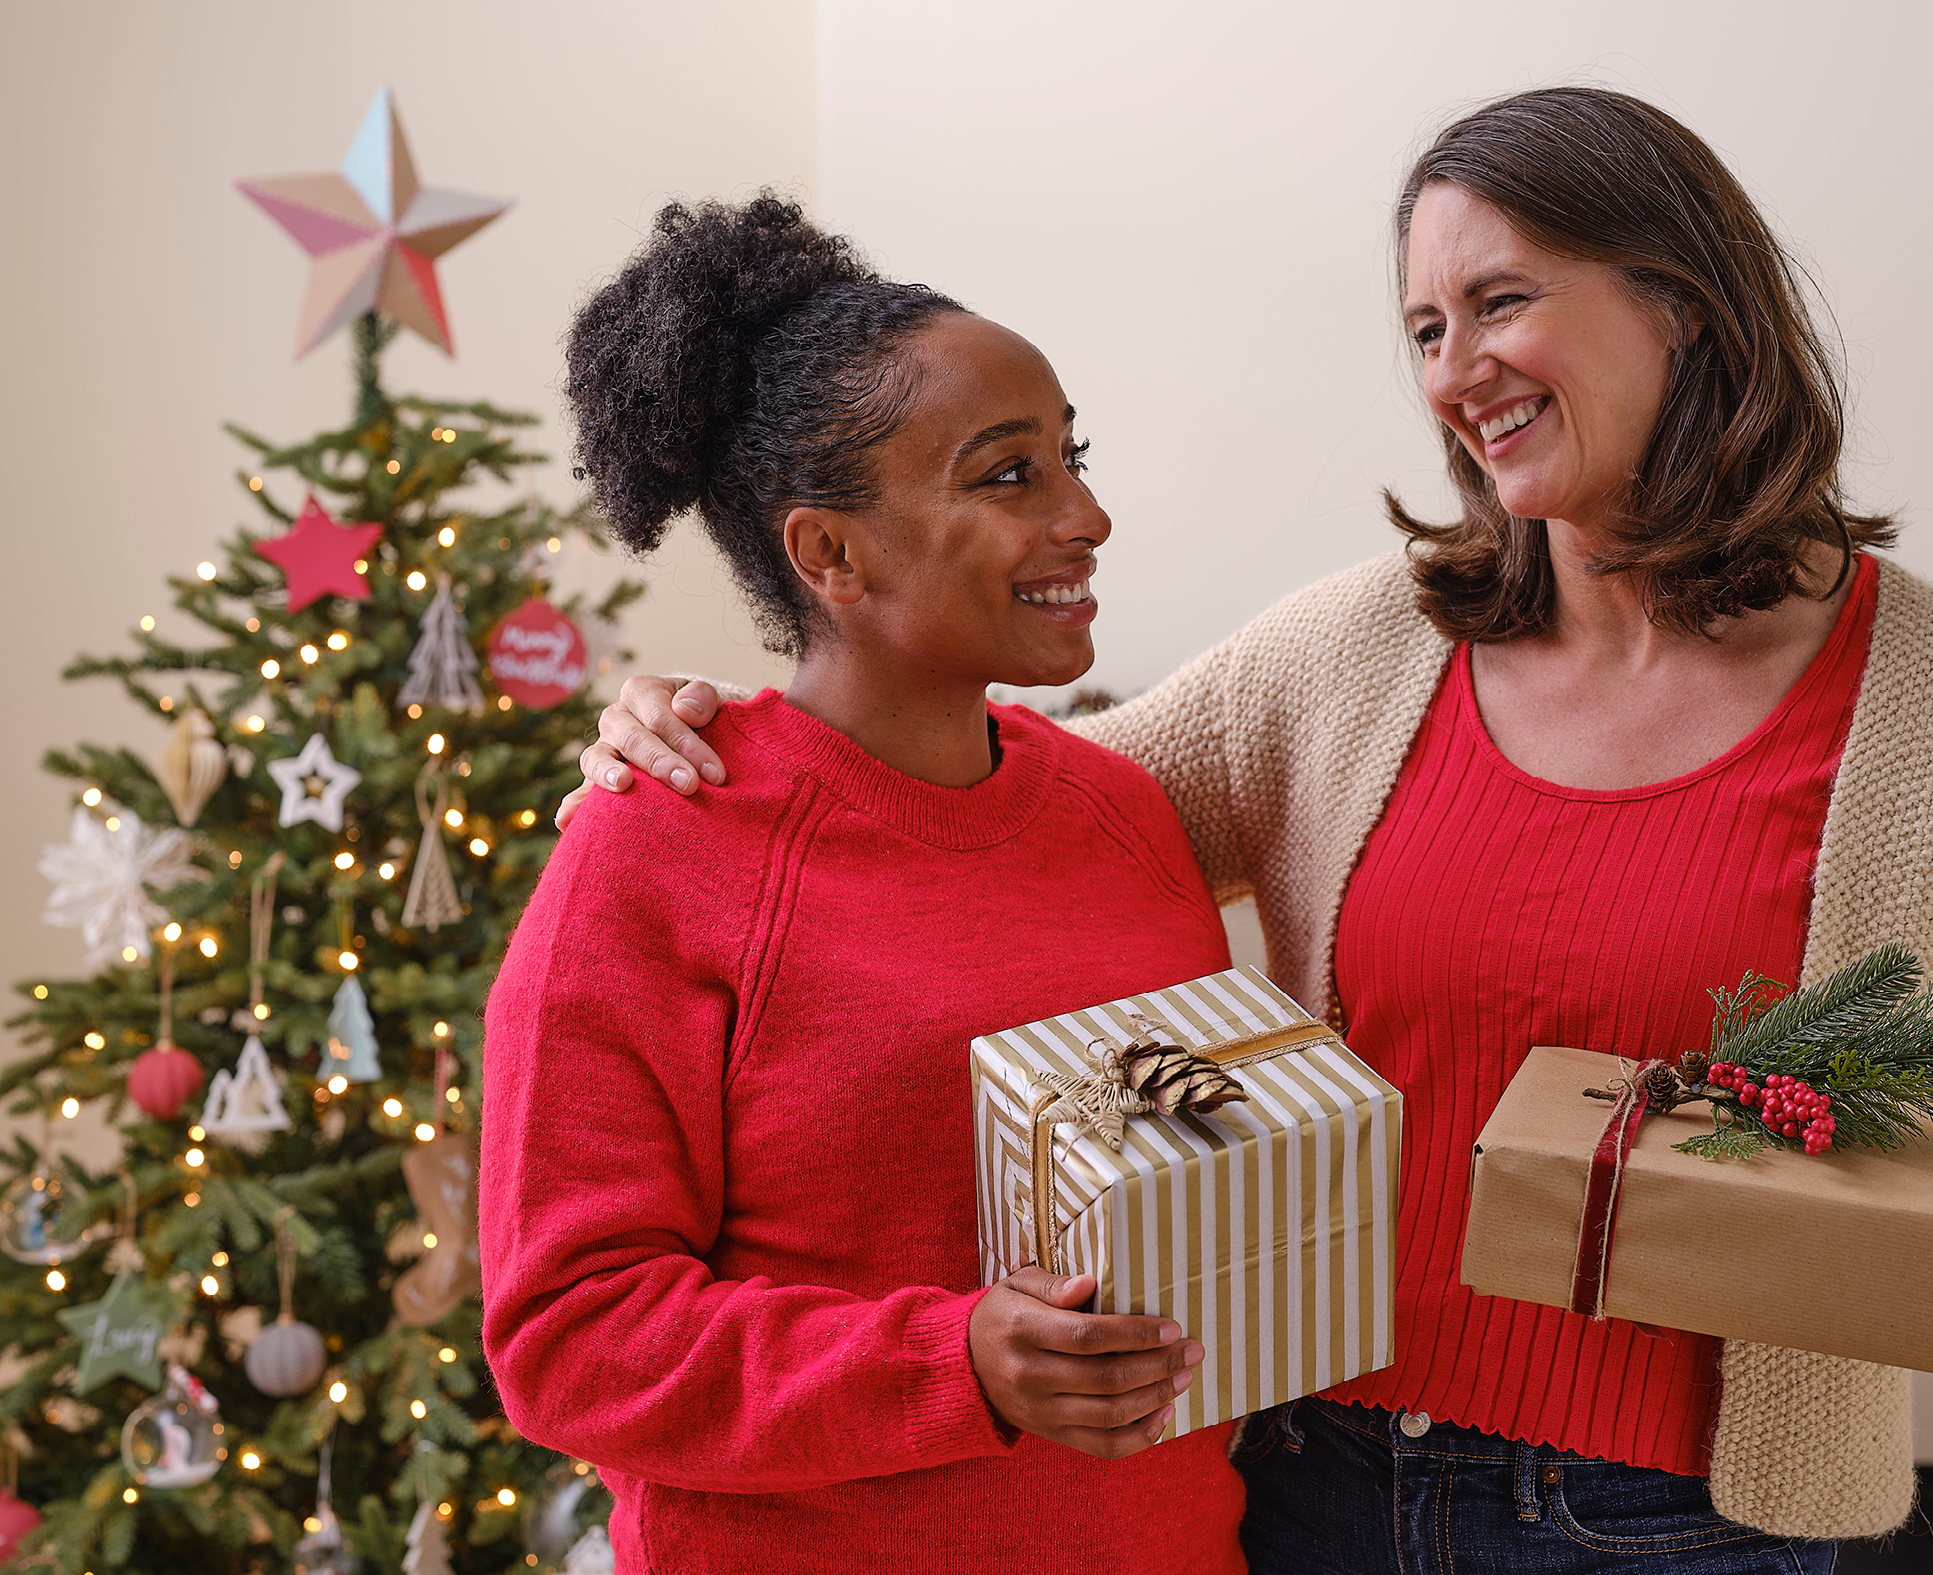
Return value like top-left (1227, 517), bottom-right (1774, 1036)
top-left (565, 192), bottom-right (964, 656)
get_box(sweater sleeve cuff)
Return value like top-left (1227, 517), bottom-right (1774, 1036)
top-left (901, 1288), bottom-right (1019, 1461)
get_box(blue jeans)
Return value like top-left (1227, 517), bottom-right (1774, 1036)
top-left (1235, 1397), bottom-right (1837, 1574)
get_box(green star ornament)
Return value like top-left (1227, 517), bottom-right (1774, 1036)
top-left (56, 1268), bottom-right (174, 1393)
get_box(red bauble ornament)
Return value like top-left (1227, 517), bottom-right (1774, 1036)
top-left (128, 1043), bottom-right (204, 1120)
top-left (0, 1489), bottom-right (42, 1559)
top-left (253, 495), bottom-right (385, 613)
top-left (486, 597), bottom-right (586, 710)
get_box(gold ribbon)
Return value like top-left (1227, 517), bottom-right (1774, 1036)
top-left (1026, 1017), bottom-right (1345, 1273)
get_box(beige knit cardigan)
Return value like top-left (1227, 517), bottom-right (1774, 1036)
top-left (1072, 549), bottom-right (1927, 1540)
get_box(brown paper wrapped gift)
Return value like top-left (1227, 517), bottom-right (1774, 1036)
top-left (972, 966), bottom-right (1402, 1438)
top-left (1461, 1045), bottom-right (1933, 1370)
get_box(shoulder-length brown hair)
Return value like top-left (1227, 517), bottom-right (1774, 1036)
top-left (1388, 86), bottom-right (1894, 640)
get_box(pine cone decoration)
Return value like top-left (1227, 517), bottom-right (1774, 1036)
top-left (1676, 1048), bottom-right (1711, 1088)
top-left (1118, 1019), bottom-right (1249, 1116)
top-left (1637, 1060), bottom-right (1682, 1112)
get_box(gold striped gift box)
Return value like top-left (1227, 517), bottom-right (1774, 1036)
top-left (970, 966), bottom-right (1401, 1438)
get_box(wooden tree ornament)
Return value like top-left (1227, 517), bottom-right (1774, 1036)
top-left (402, 766), bottom-right (463, 932)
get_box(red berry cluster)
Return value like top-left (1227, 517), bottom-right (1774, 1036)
top-left (1706, 1063), bottom-right (1836, 1153)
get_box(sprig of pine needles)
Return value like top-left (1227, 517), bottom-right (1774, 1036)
top-left (1676, 943), bottom-right (1933, 1157)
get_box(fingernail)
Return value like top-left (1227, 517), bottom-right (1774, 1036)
top-left (1183, 1341), bottom-right (1204, 1367)
top-left (1154, 1404), bottom-right (1175, 1432)
top-left (700, 763), bottom-right (724, 785)
top-left (603, 767), bottom-right (626, 787)
top-left (1173, 1367), bottom-right (1195, 1394)
top-left (670, 767), bottom-right (693, 792)
top-left (1157, 1321), bottom-right (1182, 1345)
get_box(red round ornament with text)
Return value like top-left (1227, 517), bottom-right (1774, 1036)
top-left (486, 598), bottom-right (587, 710)
top-left (127, 1043), bottom-right (204, 1120)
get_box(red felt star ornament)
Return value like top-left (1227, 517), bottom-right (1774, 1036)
top-left (254, 496), bottom-right (385, 612)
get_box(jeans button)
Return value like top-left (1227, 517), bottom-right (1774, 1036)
top-left (1398, 1410), bottom-right (1431, 1438)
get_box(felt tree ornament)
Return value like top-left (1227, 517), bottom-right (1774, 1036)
top-left (324, 974), bottom-right (383, 1084)
top-left (399, 573), bottom-right (484, 714)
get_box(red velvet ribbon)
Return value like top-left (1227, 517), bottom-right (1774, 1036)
top-left (1569, 1058), bottom-right (1667, 1320)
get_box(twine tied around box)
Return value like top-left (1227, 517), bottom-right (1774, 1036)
top-left (1025, 1013), bottom-right (1344, 1274)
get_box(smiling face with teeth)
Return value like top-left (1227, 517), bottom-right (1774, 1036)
top-left (782, 312), bottom-right (1111, 707)
top-left (1403, 183), bottom-right (1677, 538)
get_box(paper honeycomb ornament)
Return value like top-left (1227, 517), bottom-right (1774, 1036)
top-left (122, 1365), bottom-right (224, 1488)
top-left (238, 87), bottom-right (510, 357)
top-left (200, 1037), bottom-right (292, 1151)
top-left (325, 976), bottom-right (383, 1083)
top-left (399, 575), bottom-right (483, 714)
top-left (154, 709), bottom-right (228, 827)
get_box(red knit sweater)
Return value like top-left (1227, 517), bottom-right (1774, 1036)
top-left (1324, 554), bottom-right (1877, 1473)
top-left (480, 694), bottom-right (1246, 1574)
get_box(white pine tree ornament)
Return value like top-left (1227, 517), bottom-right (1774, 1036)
top-left (324, 976), bottom-right (383, 1083)
top-left (403, 1499), bottom-right (454, 1575)
top-left (200, 1037), bottom-right (292, 1151)
top-left (398, 574), bottom-right (483, 714)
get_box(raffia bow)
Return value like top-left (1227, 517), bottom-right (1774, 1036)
top-left (1031, 1014), bottom-right (1249, 1152)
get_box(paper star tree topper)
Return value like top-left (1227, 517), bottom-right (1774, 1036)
top-left (253, 494), bottom-right (384, 612)
top-left (238, 87), bottom-right (509, 356)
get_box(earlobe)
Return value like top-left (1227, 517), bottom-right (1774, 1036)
top-left (783, 506), bottom-right (866, 608)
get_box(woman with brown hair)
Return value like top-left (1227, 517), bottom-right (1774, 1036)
top-left (567, 88), bottom-right (1928, 1569)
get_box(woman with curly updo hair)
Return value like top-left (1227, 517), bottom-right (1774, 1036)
top-left (576, 90), bottom-right (1933, 1570)
top-left (479, 196), bottom-right (1246, 1574)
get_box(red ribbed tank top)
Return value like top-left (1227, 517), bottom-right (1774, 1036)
top-left (1322, 554), bottom-right (1877, 1475)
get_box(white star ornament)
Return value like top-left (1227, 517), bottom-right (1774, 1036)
top-left (267, 734), bottom-right (362, 833)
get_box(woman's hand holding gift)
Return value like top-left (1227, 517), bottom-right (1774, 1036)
top-left (968, 1267), bottom-right (1201, 1460)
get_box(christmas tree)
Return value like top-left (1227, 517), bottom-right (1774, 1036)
top-left (1, 290), bottom-right (634, 1568)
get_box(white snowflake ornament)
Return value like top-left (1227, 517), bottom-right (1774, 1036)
top-left (267, 733), bottom-right (362, 832)
top-left (39, 807), bottom-right (198, 968)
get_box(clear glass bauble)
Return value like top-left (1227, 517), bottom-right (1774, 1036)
top-left (121, 1365), bottom-right (225, 1488)
top-left (292, 1506), bottom-right (359, 1575)
top-left (1, 1160), bottom-right (96, 1266)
